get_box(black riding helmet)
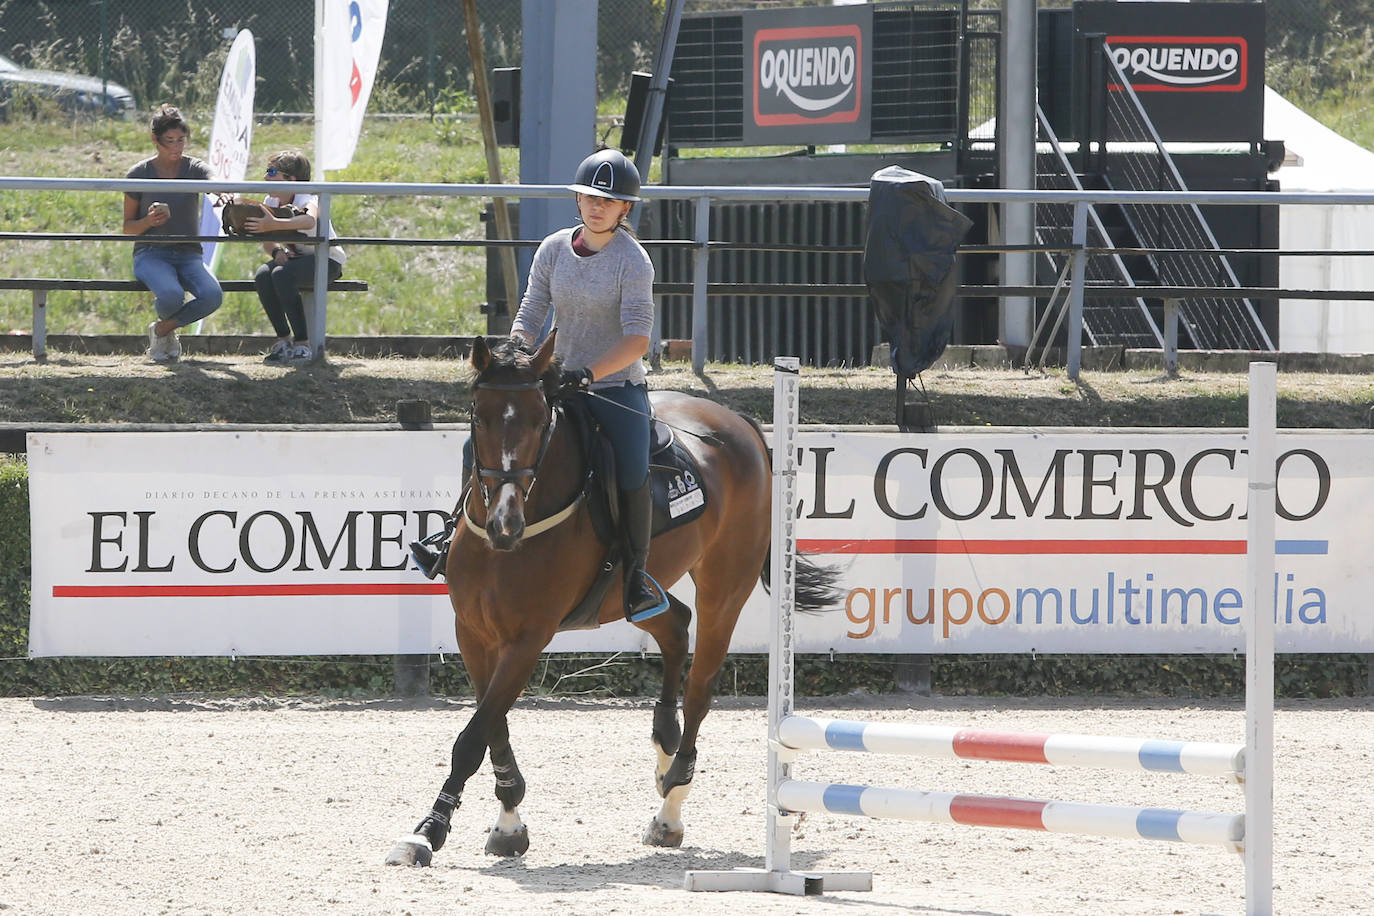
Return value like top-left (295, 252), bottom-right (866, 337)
top-left (568, 149), bottom-right (641, 202)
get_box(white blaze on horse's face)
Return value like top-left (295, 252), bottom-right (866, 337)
top-left (475, 385), bottom-right (551, 551)
top-left (500, 403), bottom-right (519, 470)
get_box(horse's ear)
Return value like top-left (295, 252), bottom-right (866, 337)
top-left (531, 330), bottom-right (558, 375)
top-left (471, 335), bottom-right (491, 372)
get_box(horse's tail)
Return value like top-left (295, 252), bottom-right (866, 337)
top-left (760, 547), bottom-right (845, 614)
top-left (740, 411), bottom-right (845, 614)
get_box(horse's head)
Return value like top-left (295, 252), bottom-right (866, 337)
top-left (468, 331), bottom-right (561, 550)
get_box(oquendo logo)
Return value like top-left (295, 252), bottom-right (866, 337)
top-left (1105, 36), bottom-right (1248, 92)
top-left (754, 24), bottom-right (862, 123)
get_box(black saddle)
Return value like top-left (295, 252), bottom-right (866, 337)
top-left (555, 396), bottom-right (709, 631)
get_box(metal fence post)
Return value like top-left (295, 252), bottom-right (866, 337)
top-left (394, 399), bottom-right (433, 698)
top-left (691, 195), bottom-right (711, 374)
top-left (310, 190), bottom-right (332, 360)
top-left (1164, 298), bottom-right (1180, 378)
top-left (1066, 200), bottom-right (1087, 380)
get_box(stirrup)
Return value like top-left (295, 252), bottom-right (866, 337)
top-left (626, 572), bottom-right (669, 623)
top-left (409, 526), bottom-right (452, 580)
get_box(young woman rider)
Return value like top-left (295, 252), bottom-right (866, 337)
top-left (511, 148), bottom-right (661, 618)
top-left (411, 148), bottom-right (662, 620)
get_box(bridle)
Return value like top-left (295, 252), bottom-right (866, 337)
top-left (468, 377), bottom-right (557, 506)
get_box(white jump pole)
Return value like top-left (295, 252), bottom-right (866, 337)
top-left (1245, 361), bottom-right (1276, 916)
top-left (684, 358), bottom-right (871, 895)
top-left (688, 359), bottom-right (1275, 910)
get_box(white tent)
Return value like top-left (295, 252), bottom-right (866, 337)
top-left (1266, 87), bottom-right (1374, 352)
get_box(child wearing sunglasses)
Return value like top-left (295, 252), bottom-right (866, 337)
top-left (242, 150), bottom-right (347, 364)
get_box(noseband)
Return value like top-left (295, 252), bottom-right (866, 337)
top-left (469, 378), bottom-right (556, 505)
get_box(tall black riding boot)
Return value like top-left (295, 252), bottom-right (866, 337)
top-left (410, 443), bottom-right (473, 580)
top-left (409, 519), bottom-right (453, 580)
top-left (619, 481), bottom-right (663, 619)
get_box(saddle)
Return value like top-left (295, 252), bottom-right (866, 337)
top-left (555, 397), bottom-right (710, 632)
top-left (220, 200), bottom-right (307, 238)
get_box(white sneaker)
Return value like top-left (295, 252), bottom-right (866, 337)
top-left (163, 328), bottom-right (182, 361)
top-left (286, 343), bottom-right (314, 364)
top-left (147, 321), bottom-right (170, 362)
top-left (262, 339), bottom-right (290, 364)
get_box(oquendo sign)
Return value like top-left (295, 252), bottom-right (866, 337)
top-left (1075, 0), bottom-right (1265, 142)
top-left (742, 4), bottom-right (872, 146)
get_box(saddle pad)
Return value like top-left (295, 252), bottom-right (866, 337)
top-left (649, 439), bottom-right (708, 535)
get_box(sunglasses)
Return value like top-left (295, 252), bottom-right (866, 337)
top-left (265, 167), bottom-right (282, 177)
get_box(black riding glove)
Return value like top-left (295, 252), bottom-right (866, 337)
top-left (559, 367), bottom-right (594, 395)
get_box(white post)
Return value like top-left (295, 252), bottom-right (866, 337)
top-left (764, 355), bottom-right (801, 878)
top-left (684, 358), bottom-right (869, 895)
top-left (313, 0), bottom-right (325, 177)
top-left (1244, 361), bottom-right (1275, 916)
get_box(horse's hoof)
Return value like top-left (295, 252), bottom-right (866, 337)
top-left (384, 834), bottom-right (434, 867)
top-left (642, 816), bottom-right (684, 848)
top-left (484, 824), bottom-right (529, 857)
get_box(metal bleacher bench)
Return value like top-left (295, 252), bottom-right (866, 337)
top-left (2, 277), bottom-right (368, 361)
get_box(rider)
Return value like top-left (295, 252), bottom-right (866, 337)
top-left (411, 148), bottom-right (663, 621)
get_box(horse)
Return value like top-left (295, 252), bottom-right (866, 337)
top-left (384, 332), bottom-right (839, 866)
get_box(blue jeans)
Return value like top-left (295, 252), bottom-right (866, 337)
top-left (586, 382), bottom-right (651, 490)
top-left (133, 247), bottom-right (223, 326)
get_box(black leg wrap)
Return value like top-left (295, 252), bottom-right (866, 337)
top-left (659, 748), bottom-right (697, 796)
top-left (415, 790), bottom-right (460, 852)
top-left (652, 700), bottom-right (681, 757)
top-left (492, 758), bottom-right (526, 810)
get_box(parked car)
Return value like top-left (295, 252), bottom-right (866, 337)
top-left (0, 53), bottom-right (135, 119)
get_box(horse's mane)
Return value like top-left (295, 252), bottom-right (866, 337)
top-left (470, 336), bottom-right (563, 401)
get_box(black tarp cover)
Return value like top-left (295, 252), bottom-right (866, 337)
top-left (864, 166), bottom-right (973, 378)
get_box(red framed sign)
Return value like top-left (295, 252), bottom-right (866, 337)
top-left (743, 6), bottom-right (872, 146)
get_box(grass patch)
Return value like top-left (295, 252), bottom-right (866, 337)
top-left (0, 116), bottom-right (516, 339)
top-left (1, 353), bottom-right (1371, 428)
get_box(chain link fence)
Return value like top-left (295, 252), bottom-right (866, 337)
top-left (0, 0), bottom-right (664, 115)
top-left (0, 1), bottom-right (1370, 121)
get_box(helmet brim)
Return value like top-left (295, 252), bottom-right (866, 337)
top-left (569, 183), bottom-right (640, 202)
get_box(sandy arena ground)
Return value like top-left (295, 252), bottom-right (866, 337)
top-left (0, 693), bottom-right (1369, 915)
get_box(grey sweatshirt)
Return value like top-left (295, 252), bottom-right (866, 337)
top-left (512, 226), bottom-right (655, 387)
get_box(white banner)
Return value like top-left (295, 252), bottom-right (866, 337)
top-left (200, 29), bottom-right (257, 270)
top-left (728, 429), bottom-right (1374, 655)
top-left (26, 429), bottom-right (1374, 657)
top-left (318, 0), bottom-right (388, 171)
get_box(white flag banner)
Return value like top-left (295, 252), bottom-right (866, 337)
top-left (200, 29), bottom-right (257, 270)
top-left (318, 0), bottom-right (389, 171)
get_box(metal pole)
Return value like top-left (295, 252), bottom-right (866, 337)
top-left (1244, 361), bottom-right (1275, 916)
top-left (1164, 298), bottom-right (1180, 378)
top-left (100, 0), bottom-right (109, 104)
top-left (1066, 200), bottom-right (1087, 380)
top-left (691, 196), bottom-right (710, 373)
top-left (631, 0), bottom-right (685, 206)
top-left (394, 399), bottom-right (434, 698)
top-left (310, 191), bottom-right (331, 359)
top-left (463, 0), bottom-right (521, 334)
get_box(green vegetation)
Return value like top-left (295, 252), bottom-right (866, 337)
top-left (0, 115), bottom-right (514, 338)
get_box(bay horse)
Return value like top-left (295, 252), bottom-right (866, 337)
top-left (385, 332), bottom-right (838, 866)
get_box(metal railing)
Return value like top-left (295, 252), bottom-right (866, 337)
top-left (3, 176), bottom-right (1374, 379)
